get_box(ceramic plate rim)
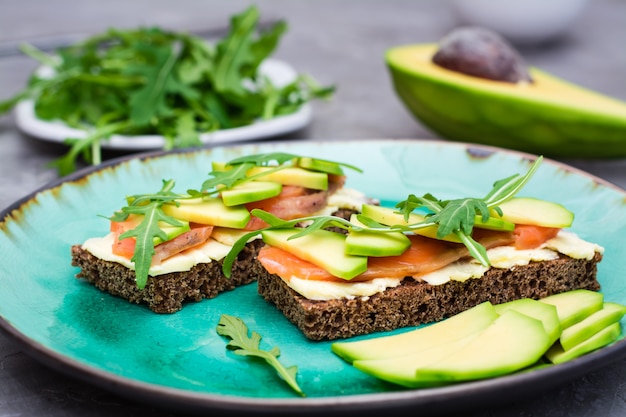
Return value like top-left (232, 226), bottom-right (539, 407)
top-left (13, 58), bottom-right (312, 150)
top-left (2, 139), bottom-right (626, 416)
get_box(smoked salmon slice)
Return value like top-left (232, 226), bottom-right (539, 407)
top-left (111, 221), bottom-right (214, 263)
top-left (258, 230), bottom-right (518, 283)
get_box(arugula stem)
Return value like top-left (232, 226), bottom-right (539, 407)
top-left (217, 314), bottom-right (305, 396)
top-left (91, 138), bottom-right (102, 167)
top-left (262, 90), bottom-right (279, 119)
top-left (19, 42), bottom-right (60, 69)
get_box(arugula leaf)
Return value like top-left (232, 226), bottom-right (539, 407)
top-left (226, 152), bottom-right (301, 166)
top-left (0, 6), bottom-right (334, 175)
top-left (108, 179), bottom-right (187, 289)
top-left (216, 314), bottom-right (305, 397)
top-left (393, 156), bottom-right (544, 265)
top-left (48, 120), bottom-right (131, 176)
top-left (427, 198), bottom-right (490, 237)
top-left (483, 156), bottom-right (543, 207)
top-left (201, 152), bottom-right (361, 194)
top-left (201, 161), bottom-right (257, 193)
top-left (214, 6), bottom-right (287, 101)
top-left (124, 40), bottom-right (180, 126)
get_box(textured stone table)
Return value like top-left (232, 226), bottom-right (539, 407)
top-left (1, 1), bottom-right (625, 416)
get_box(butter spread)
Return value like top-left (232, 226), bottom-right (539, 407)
top-left (287, 277), bottom-right (403, 301)
top-left (82, 233), bottom-right (232, 276)
top-left (544, 230), bottom-right (604, 260)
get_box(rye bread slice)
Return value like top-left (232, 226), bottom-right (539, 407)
top-left (256, 252), bottom-right (603, 341)
top-left (71, 239), bottom-right (266, 313)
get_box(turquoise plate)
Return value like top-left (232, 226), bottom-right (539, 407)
top-left (1, 139), bottom-right (625, 415)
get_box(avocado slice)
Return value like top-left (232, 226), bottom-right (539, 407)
top-left (297, 157), bottom-right (345, 176)
top-left (354, 310), bottom-right (550, 387)
top-left (344, 213), bottom-right (411, 257)
top-left (247, 166), bottom-right (328, 190)
top-left (331, 301), bottom-right (498, 363)
top-left (360, 204), bottom-right (514, 243)
top-left (493, 197), bottom-right (574, 228)
top-left (385, 44), bottom-right (626, 158)
top-left (162, 197), bottom-right (250, 229)
top-left (220, 180), bottom-right (282, 206)
top-left (352, 333), bottom-right (481, 388)
top-left (261, 228), bottom-right (368, 280)
top-left (545, 322), bottom-right (622, 365)
top-left (540, 289), bottom-right (604, 329)
top-left (494, 298), bottom-right (561, 345)
top-left (408, 310), bottom-right (550, 384)
top-left (559, 302), bottom-right (626, 351)
top-left (211, 161), bottom-right (329, 190)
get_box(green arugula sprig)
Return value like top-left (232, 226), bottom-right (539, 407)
top-left (216, 314), bottom-right (305, 396)
top-left (200, 152), bottom-right (362, 193)
top-left (394, 156), bottom-right (543, 265)
top-left (222, 156), bottom-right (544, 276)
top-left (107, 179), bottom-right (189, 289)
top-left (0, 6), bottom-right (335, 176)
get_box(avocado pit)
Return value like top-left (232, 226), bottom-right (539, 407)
top-left (432, 26), bottom-right (532, 84)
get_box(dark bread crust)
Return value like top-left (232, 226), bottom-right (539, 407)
top-left (71, 239), bottom-right (266, 313)
top-left (257, 252), bottom-right (603, 341)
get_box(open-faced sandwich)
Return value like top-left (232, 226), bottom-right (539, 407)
top-left (71, 153), bottom-right (371, 313)
top-left (223, 156), bottom-right (604, 340)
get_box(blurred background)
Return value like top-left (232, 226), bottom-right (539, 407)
top-left (1, 0), bottom-right (623, 140)
top-left (1, 0), bottom-right (625, 211)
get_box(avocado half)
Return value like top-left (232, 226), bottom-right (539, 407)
top-left (385, 44), bottom-right (626, 158)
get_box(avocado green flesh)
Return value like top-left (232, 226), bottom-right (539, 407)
top-left (540, 289), bottom-right (604, 329)
top-left (333, 291), bottom-right (624, 386)
top-left (385, 44), bottom-right (626, 158)
top-left (345, 229), bottom-right (410, 257)
top-left (494, 197), bottom-right (574, 228)
top-left (211, 162), bottom-right (329, 190)
top-left (409, 311), bottom-right (550, 383)
top-left (546, 322), bottom-right (622, 364)
top-left (220, 180), bottom-right (282, 206)
top-left (155, 222), bottom-right (191, 245)
top-left (345, 213), bottom-right (411, 257)
top-left (162, 197), bottom-right (250, 229)
top-left (559, 302), bottom-right (626, 351)
top-left (261, 228), bottom-right (368, 280)
top-left (353, 310), bottom-right (550, 387)
top-left (297, 157), bottom-right (345, 176)
top-left (331, 301), bottom-right (498, 363)
top-left (352, 333), bottom-right (481, 388)
top-left (247, 166), bottom-right (328, 190)
top-left (494, 298), bottom-right (560, 345)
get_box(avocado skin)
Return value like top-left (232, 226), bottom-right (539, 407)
top-left (386, 45), bottom-right (626, 158)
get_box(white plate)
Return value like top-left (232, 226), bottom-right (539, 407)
top-left (14, 59), bottom-right (312, 150)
